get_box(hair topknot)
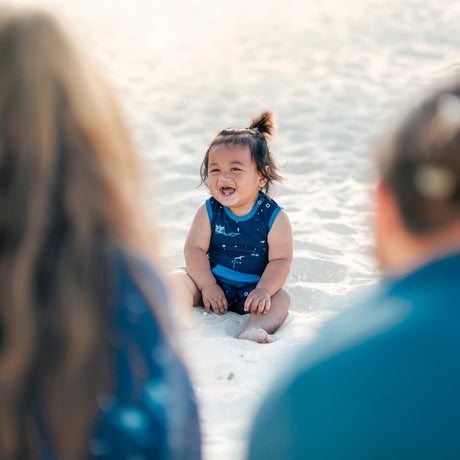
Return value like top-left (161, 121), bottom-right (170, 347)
top-left (249, 110), bottom-right (275, 138)
top-left (200, 109), bottom-right (282, 194)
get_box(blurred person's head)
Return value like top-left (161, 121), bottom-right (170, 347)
top-left (0, 7), bottom-right (156, 459)
top-left (375, 80), bottom-right (460, 272)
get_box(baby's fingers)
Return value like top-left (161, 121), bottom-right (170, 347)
top-left (213, 297), bottom-right (227, 315)
top-left (255, 300), bottom-right (264, 315)
top-left (257, 299), bottom-right (270, 315)
top-left (221, 295), bottom-right (228, 312)
top-left (211, 300), bottom-right (222, 315)
top-left (244, 296), bottom-right (253, 312)
top-left (262, 300), bottom-right (271, 314)
top-left (250, 298), bottom-right (262, 314)
top-left (218, 300), bottom-right (226, 315)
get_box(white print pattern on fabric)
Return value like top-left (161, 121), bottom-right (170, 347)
top-left (215, 225), bottom-right (241, 237)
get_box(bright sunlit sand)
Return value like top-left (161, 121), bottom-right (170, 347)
top-left (10, 0), bottom-right (460, 458)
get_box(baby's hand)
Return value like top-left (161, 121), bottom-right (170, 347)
top-left (244, 288), bottom-right (271, 315)
top-left (201, 283), bottom-right (228, 315)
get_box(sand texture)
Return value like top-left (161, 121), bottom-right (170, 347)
top-left (10, 0), bottom-right (460, 458)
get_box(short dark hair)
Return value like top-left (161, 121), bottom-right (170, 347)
top-left (378, 82), bottom-right (460, 234)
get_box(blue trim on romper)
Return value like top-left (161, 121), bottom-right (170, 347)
top-left (205, 199), bottom-right (213, 221)
top-left (211, 264), bottom-right (261, 284)
top-left (223, 195), bottom-right (264, 222)
top-left (268, 206), bottom-right (282, 230)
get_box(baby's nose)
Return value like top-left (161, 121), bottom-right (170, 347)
top-left (219, 172), bottom-right (232, 181)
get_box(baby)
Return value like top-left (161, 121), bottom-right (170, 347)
top-left (176, 111), bottom-right (292, 343)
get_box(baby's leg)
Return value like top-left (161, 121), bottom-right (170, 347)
top-left (239, 288), bottom-right (291, 343)
top-left (169, 270), bottom-right (202, 308)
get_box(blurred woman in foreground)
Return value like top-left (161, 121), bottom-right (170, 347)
top-left (0, 7), bottom-right (200, 459)
top-left (247, 79), bottom-right (460, 459)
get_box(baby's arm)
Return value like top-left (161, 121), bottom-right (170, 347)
top-left (244, 210), bottom-right (293, 314)
top-left (184, 203), bottom-right (228, 314)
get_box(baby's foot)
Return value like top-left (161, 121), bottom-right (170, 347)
top-left (239, 328), bottom-right (274, 343)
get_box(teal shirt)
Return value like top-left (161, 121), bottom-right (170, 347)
top-left (247, 253), bottom-right (460, 459)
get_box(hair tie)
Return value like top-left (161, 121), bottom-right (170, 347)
top-left (414, 165), bottom-right (457, 200)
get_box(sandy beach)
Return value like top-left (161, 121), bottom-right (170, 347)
top-left (10, 0), bottom-right (460, 458)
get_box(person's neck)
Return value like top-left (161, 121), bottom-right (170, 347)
top-left (384, 221), bottom-right (460, 278)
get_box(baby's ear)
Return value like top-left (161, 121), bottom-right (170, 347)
top-left (259, 166), bottom-right (270, 185)
top-left (258, 173), bottom-right (268, 188)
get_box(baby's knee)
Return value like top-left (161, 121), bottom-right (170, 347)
top-left (170, 270), bottom-right (199, 298)
top-left (169, 269), bottom-right (188, 289)
top-left (273, 288), bottom-right (291, 312)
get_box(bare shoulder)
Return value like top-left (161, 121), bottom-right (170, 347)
top-left (189, 201), bottom-right (211, 228)
top-left (270, 209), bottom-right (292, 233)
top-left (268, 209), bottom-right (293, 259)
top-left (186, 201), bottom-right (211, 248)
top-left (194, 202), bottom-right (209, 220)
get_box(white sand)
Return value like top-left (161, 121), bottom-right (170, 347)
top-left (10, 0), bottom-right (460, 458)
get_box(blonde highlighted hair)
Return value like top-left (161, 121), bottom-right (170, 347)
top-left (0, 7), bottom-right (158, 459)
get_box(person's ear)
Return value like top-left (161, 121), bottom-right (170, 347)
top-left (376, 180), bottom-right (391, 233)
top-left (375, 179), bottom-right (409, 269)
top-left (258, 166), bottom-right (269, 188)
top-left (376, 180), bottom-right (401, 234)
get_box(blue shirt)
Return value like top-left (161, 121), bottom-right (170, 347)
top-left (248, 252), bottom-right (460, 459)
top-left (39, 251), bottom-right (201, 460)
top-left (206, 192), bottom-right (282, 285)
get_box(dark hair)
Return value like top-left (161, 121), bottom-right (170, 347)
top-left (0, 7), bottom-right (164, 459)
top-left (377, 81), bottom-right (460, 234)
top-left (200, 111), bottom-right (283, 194)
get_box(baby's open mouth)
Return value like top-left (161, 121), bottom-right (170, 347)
top-left (220, 187), bottom-right (235, 196)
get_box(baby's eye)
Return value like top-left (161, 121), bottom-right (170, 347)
top-left (231, 167), bottom-right (242, 171)
top-left (209, 168), bottom-right (220, 173)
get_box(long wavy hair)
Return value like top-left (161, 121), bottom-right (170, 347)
top-left (0, 7), bottom-right (160, 459)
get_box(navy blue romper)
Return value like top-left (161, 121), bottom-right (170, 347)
top-left (206, 192), bottom-right (282, 314)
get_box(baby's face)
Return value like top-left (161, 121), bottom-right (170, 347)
top-left (207, 143), bottom-right (267, 216)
